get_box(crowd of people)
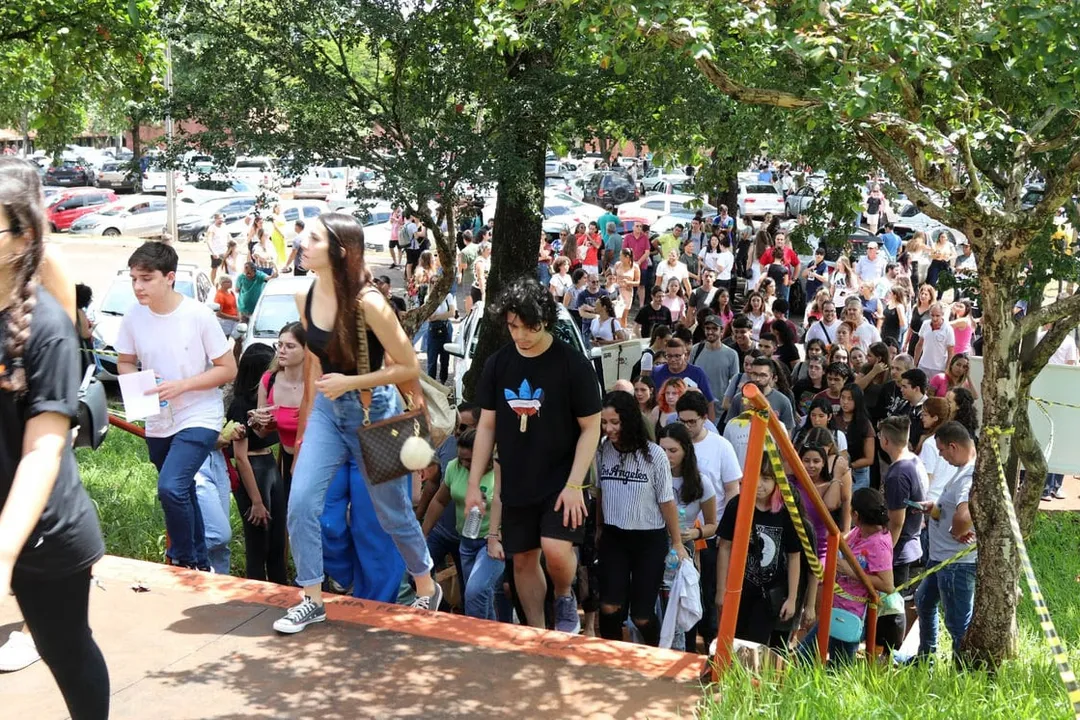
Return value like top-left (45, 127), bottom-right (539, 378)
top-left (2, 154), bottom-right (1076, 720)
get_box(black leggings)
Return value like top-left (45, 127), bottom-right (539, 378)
top-left (233, 453), bottom-right (288, 584)
top-left (597, 525), bottom-right (668, 646)
top-left (13, 567), bottom-right (109, 720)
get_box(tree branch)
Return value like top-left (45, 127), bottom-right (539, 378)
top-left (1021, 289), bottom-right (1080, 338)
top-left (1030, 112), bottom-right (1080, 154)
top-left (955, 131), bottom-right (981, 199)
top-left (852, 125), bottom-right (952, 224)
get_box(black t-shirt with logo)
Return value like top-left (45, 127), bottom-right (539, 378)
top-left (0, 288), bottom-right (104, 577)
top-left (477, 337), bottom-right (602, 507)
top-left (633, 303), bottom-right (673, 340)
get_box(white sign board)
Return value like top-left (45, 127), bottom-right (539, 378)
top-left (599, 339), bottom-right (647, 390)
top-left (968, 357), bottom-right (1080, 474)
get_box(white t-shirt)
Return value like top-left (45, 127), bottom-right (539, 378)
top-left (694, 430), bottom-right (743, 494)
top-left (919, 439), bottom-right (955, 503)
top-left (856, 254), bottom-right (888, 283)
top-left (1039, 329), bottom-right (1079, 366)
top-left (672, 472), bottom-right (717, 529)
top-left (851, 320), bottom-right (881, 351)
top-left (918, 321), bottom-right (956, 372)
top-left (656, 261), bottom-right (689, 287)
top-left (590, 316), bottom-right (622, 342)
top-left (550, 273), bottom-right (573, 299)
top-left (715, 250), bottom-right (734, 280)
top-left (205, 224), bottom-right (230, 256)
top-left (805, 318), bottom-right (842, 346)
top-left (115, 296), bottom-right (231, 438)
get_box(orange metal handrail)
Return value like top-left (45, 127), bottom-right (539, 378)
top-left (712, 383), bottom-right (880, 673)
top-left (109, 413), bottom-right (146, 438)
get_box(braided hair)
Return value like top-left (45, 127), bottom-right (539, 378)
top-left (0, 158), bottom-right (46, 393)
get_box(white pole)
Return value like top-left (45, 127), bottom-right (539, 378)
top-left (164, 37), bottom-right (177, 244)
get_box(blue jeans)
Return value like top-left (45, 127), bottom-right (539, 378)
top-left (427, 506), bottom-right (463, 578)
top-left (1044, 473), bottom-right (1064, 495)
top-left (915, 561), bottom-right (976, 658)
top-left (321, 458), bottom-right (409, 603)
top-left (146, 426), bottom-right (219, 568)
top-left (796, 622), bottom-right (860, 665)
top-left (851, 466), bottom-right (871, 492)
top-left (194, 450), bottom-right (232, 575)
top-left (288, 387), bottom-right (433, 588)
top-left (459, 536), bottom-right (506, 621)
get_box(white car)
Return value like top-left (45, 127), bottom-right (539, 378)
top-left (68, 195), bottom-right (169, 237)
top-left (233, 275), bottom-right (315, 354)
top-left (617, 193), bottom-right (717, 225)
top-left (233, 156), bottom-right (278, 190)
top-left (642, 173), bottom-right (693, 195)
top-left (893, 201), bottom-right (969, 244)
top-left (359, 204), bottom-right (395, 252)
top-left (294, 166), bottom-right (352, 199)
top-left (443, 300), bottom-right (600, 402)
top-left (223, 199), bottom-right (328, 242)
top-left (543, 191), bottom-right (606, 223)
top-left (738, 182), bottom-right (786, 218)
top-left (91, 265), bottom-right (215, 380)
top-left (785, 184), bottom-right (823, 218)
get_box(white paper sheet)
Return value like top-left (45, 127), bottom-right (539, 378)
top-left (117, 370), bottom-right (162, 421)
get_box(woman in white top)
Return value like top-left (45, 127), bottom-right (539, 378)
top-left (743, 291), bottom-right (768, 340)
top-left (831, 255), bottom-right (858, 304)
top-left (590, 296), bottom-right (626, 345)
top-left (915, 397), bottom-right (954, 501)
top-left (715, 236), bottom-right (735, 283)
top-left (699, 234), bottom-right (724, 273)
top-left (661, 277), bottom-right (686, 322)
top-left (905, 231), bottom-right (930, 285)
top-left (596, 391), bottom-right (687, 646)
top-left (548, 256), bottom-right (573, 300)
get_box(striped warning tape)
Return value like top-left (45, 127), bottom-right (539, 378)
top-left (985, 424), bottom-right (1080, 719)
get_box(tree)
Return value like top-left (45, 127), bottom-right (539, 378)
top-left (0, 0), bottom-right (163, 153)
top-left (554, 0), bottom-right (1080, 666)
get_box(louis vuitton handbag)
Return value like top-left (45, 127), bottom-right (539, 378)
top-left (354, 291), bottom-right (434, 484)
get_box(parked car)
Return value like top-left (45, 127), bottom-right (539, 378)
top-left (738, 182), bottom-right (786, 218)
top-left (44, 159), bottom-right (97, 187)
top-left (443, 300), bottom-right (601, 401)
top-left (96, 161), bottom-right (138, 192)
top-left (892, 200), bottom-right (970, 244)
top-left (233, 156), bottom-right (278, 189)
top-left (642, 174), bottom-right (693, 195)
top-left (69, 195), bottom-right (169, 237)
top-left (91, 264), bottom-right (214, 380)
top-left (617, 193), bottom-right (716, 225)
top-left (222, 199), bottom-right (328, 241)
top-left (172, 194), bottom-right (263, 243)
top-left (581, 170), bottom-right (639, 206)
top-left (358, 204), bottom-right (395, 252)
top-left (785, 184), bottom-right (823, 218)
top-left (293, 167), bottom-right (350, 199)
top-left (233, 275), bottom-right (314, 354)
top-left (46, 188), bottom-right (119, 232)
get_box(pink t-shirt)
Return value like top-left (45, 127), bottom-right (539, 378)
top-left (953, 323), bottom-right (973, 354)
top-left (928, 373), bottom-right (950, 397)
top-left (834, 527), bottom-right (893, 618)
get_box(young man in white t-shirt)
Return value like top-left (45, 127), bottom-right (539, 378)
top-left (914, 301), bottom-right (956, 376)
top-left (116, 242), bottom-right (237, 570)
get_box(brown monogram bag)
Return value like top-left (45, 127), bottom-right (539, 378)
top-left (354, 290), bottom-right (432, 484)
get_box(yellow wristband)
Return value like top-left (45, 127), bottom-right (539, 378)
top-left (566, 483), bottom-right (590, 491)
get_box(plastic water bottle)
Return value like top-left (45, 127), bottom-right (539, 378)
top-left (155, 377), bottom-right (173, 427)
top-left (462, 507), bottom-right (483, 539)
top-left (677, 506), bottom-right (690, 532)
top-left (663, 548), bottom-right (680, 587)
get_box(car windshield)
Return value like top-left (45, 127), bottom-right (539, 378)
top-left (97, 202), bottom-right (129, 216)
top-left (100, 277), bottom-right (194, 315)
top-left (747, 185), bottom-right (779, 195)
top-left (548, 192), bottom-right (582, 207)
top-left (253, 294), bottom-right (300, 337)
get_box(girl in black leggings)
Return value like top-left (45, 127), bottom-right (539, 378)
top-left (595, 391), bottom-right (687, 646)
top-left (0, 158), bottom-right (109, 718)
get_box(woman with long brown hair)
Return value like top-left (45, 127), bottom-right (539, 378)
top-left (0, 158), bottom-right (109, 716)
top-left (275, 213), bottom-right (438, 634)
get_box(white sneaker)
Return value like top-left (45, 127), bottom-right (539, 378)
top-left (0, 631), bottom-right (40, 672)
top-left (272, 596), bottom-right (327, 634)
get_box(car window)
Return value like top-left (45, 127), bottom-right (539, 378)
top-left (253, 294), bottom-right (301, 337)
top-left (552, 318), bottom-right (583, 354)
top-left (284, 208), bottom-right (300, 222)
top-left (56, 196), bottom-right (86, 211)
top-left (303, 206), bottom-right (321, 219)
top-left (643, 200), bottom-right (665, 210)
top-left (174, 280), bottom-right (195, 299)
top-left (128, 202), bottom-right (150, 214)
top-left (99, 280), bottom-right (137, 315)
top-left (371, 211), bottom-right (391, 224)
top-left (746, 184), bottom-right (779, 195)
top-left (221, 199), bottom-right (255, 214)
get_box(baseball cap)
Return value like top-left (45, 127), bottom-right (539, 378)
top-left (867, 241), bottom-right (879, 249)
top-left (704, 315), bottom-right (723, 327)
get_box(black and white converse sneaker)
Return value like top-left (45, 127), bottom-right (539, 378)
top-left (273, 596), bottom-right (327, 634)
top-left (410, 583), bottom-right (443, 612)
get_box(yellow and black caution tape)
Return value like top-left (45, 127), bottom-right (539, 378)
top-left (893, 542), bottom-right (977, 595)
top-left (985, 425), bottom-right (1080, 719)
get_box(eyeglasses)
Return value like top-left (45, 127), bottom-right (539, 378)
top-left (678, 416), bottom-right (702, 426)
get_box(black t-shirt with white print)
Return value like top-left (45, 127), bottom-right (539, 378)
top-left (718, 494), bottom-right (800, 589)
top-left (596, 439), bottom-right (674, 531)
top-left (477, 336), bottom-right (602, 507)
top-left (0, 288), bottom-right (104, 576)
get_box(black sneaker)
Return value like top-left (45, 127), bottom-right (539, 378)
top-left (273, 596), bottom-right (327, 634)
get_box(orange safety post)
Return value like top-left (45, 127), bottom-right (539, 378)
top-left (818, 531), bottom-right (839, 660)
top-left (109, 413), bottom-right (146, 438)
top-left (711, 402), bottom-right (769, 678)
top-left (740, 384), bottom-right (880, 665)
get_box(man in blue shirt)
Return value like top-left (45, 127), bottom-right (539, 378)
top-left (651, 338), bottom-right (716, 420)
top-left (880, 222), bottom-right (902, 260)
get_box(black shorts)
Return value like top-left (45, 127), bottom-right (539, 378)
top-left (875, 560), bottom-right (916, 650)
top-left (405, 248), bottom-right (422, 267)
top-left (210, 255), bottom-right (223, 269)
top-left (389, 238), bottom-right (400, 249)
top-left (596, 525), bottom-right (668, 619)
top-left (501, 490), bottom-right (586, 554)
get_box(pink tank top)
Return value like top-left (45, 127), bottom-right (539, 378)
top-left (953, 324), bottom-right (973, 355)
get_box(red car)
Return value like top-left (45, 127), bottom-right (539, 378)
top-left (45, 188), bottom-right (118, 232)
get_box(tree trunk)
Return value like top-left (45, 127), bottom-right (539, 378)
top-left (720, 173), bottom-right (739, 219)
top-left (401, 201), bottom-right (457, 337)
top-left (461, 148), bottom-right (545, 401)
top-left (961, 238), bottom-right (1023, 666)
top-left (130, 119), bottom-right (143, 192)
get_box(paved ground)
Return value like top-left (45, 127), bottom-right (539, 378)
top-left (1, 557), bottom-right (704, 720)
top-left (1040, 474), bottom-right (1080, 511)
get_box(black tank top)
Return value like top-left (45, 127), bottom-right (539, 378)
top-left (305, 286), bottom-right (385, 375)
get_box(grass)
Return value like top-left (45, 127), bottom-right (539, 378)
top-left (700, 512), bottom-right (1080, 719)
top-left (76, 429), bottom-right (249, 577)
top-left (77, 430), bottom-right (1080, 717)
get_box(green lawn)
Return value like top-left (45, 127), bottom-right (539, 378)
top-left (77, 430), bottom-right (1080, 718)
